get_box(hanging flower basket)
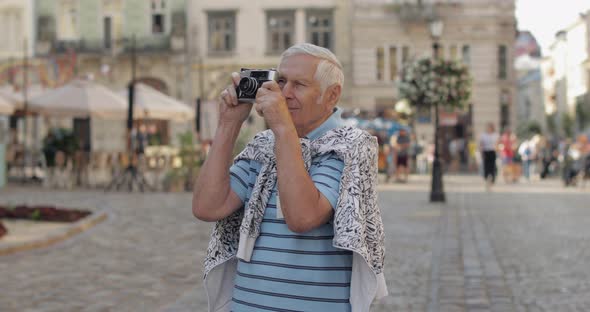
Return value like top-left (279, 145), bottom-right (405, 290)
top-left (397, 57), bottom-right (472, 110)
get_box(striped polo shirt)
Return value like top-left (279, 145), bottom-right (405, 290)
top-left (229, 108), bottom-right (352, 312)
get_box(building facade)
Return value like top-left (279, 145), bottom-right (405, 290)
top-left (187, 0), bottom-right (353, 102)
top-left (543, 11), bottom-right (590, 135)
top-left (34, 0), bottom-right (188, 97)
top-left (351, 0), bottom-right (517, 142)
top-left (516, 68), bottom-right (544, 133)
top-left (186, 0), bottom-right (353, 138)
top-left (32, 0), bottom-right (191, 150)
top-left (515, 31), bottom-right (545, 134)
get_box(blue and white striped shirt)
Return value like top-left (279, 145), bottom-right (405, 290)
top-left (229, 108), bottom-right (352, 311)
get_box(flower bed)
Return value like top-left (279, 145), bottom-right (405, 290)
top-left (0, 205), bottom-right (91, 238)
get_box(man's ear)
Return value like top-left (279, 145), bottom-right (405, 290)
top-left (324, 84), bottom-right (342, 108)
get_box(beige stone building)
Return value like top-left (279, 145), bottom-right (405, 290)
top-left (186, 0), bottom-right (354, 138)
top-left (187, 0), bottom-right (516, 143)
top-left (351, 0), bottom-right (517, 142)
top-left (543, 11), bottom-right (590, 134)
top-left (187, 0), bottom-right (354, 102)
top-left (32, 0), bottom-right (192, 150)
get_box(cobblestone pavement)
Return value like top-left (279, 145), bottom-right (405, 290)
top-left (0, 175), bottom-right (588, 312)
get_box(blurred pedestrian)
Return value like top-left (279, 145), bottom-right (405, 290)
top-left (539, 135), bottom-right (557, 179)
top-left (518, 138), bottom-right (535, 181)
top-left (467, 137), bottom-right (478, 173)
top-left (500, 129), bottom-right (517, 183)
top-left (415, 135), bottom-right (429, 174)
top-left (479, 123), bottom-right (499, 190)
top-left (393, 128), bottom-right (411, 182)
top-left (384, 139), bottom-right (395, 182)
top-left (409, 133), bottom-right (422, 173)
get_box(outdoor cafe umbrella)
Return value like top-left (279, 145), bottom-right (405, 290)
top-left (28, 80), bottom-right (127, 119)
top-left (0, 84), bottom-right (46, 110)
top-left (120, 83), bottom-right (194, 122)
top-left (0, 96), bottom-right (14, 115)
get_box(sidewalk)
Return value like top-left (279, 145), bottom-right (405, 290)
top-left (0, 176), bottom-right (589, 311)
top-left (374, 175), bottom-right (589, 312)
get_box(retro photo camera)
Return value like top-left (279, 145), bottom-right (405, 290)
top-left (236, 68), bottom-right (279, 103)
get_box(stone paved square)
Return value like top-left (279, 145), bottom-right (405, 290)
top-left (0, 175), bottom-right (588, 311)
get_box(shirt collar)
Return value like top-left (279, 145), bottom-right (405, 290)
top-left (305, 107), bottom-right (343, 140)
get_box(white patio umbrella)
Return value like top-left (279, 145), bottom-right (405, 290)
top-left (121, 83), bottom-right (194, 121)
top-left (28, 80), bottom-right (128, 119)
top-left (0, 84), bottom-right (47, 110)
top-left (0, 95), bottom-right (14, 115)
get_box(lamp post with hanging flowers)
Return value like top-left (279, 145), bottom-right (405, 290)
top-left (397, 20), bottom-right (471, 202)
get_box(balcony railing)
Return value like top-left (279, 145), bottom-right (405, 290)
top-left (381, 0), bottom-right (463, 22)
top-left (38, 35), bottom-right (185, 55)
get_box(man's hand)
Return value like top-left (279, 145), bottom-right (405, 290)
top-left (255, 81), bottom-right (294, 134)
top-left (218, 72), bottom-right (253, 125)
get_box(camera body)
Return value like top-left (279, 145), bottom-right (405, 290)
top-left (236, 68), bottom-right (279, 103)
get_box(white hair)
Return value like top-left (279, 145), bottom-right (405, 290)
top-left (280, 43), bottom-right (344, 96)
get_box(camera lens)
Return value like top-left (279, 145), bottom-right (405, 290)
top-left (238, 77), bottom-right (259, 96)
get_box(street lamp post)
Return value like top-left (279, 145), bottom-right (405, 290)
top-left (429, 19), bottom-right (445, 203)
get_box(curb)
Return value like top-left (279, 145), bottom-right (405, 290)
top-left (0, 208), bottom-right (109, 256)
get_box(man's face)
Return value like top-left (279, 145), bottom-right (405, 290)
top-left (277, 54), bottom-right (333, 137)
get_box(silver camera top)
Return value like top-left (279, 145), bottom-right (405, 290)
top-left (236, 68), bottom-right (279, 103)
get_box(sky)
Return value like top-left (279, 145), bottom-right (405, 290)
top-left (515, 0), bottom-right (590, 55)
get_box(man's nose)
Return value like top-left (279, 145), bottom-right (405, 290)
top-left (281, 82), bottom-right (295, 99)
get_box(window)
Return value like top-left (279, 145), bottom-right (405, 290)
top-left (57, 0), bottom-right (78, 40)
top-left (151, 0), bottom-right (166, 34)
top-left (435, 44), bottom-right (443, 59)
top-left (306, 10), bottom-right (333, 50)
top-left (389, 47), bottom-right (398, 81)
top-left (402, 46), bottom-right (409, 65)
top-left (461, 45), bottom-right (470, 66)
top-left (103, 16), bottom-right (112, 49)
top-left (449, 44), bottom-right (458, 60)
top-left (208, 11), bottom-right (235, 54)
top-left (152, 14), bottom-right (164, 33)
top-left (266, 11), bottom-right (294, 54)
top-left (1, 10), bottom-right (22, 52)
top-left (500, 89), bottom-right (510, 130)
top-left (498, 45), bottom-right (507, 79)
top-left (376, 47), bottom-right (384, 81)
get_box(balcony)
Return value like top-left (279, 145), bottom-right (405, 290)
top-left (386, 2), bottom-right (436, 22)
top-left (37, 35), bottom-right (185, 56)
top-left (383, 0), bottom-right (462, 23)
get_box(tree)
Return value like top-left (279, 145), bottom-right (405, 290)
top-left (562, 113), bottom-right (574, 138)
top-left (517, 120), bottom-right (542, 139)
top-left (575, 99), bottom-right (590, 132)
top-left (546, 113), bottom-right (557, 135)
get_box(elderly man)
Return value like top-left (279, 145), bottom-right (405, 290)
top-left (193, 43), bottom-right (387, 312)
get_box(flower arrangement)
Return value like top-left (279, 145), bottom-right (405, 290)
top-left (397, 57), bottom-right (472, 110)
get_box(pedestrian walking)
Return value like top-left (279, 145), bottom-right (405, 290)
top-left (416, 135), bottom-right (429, 174)
top-left (192, 43), bottom-right (387, 311)
top-left (409, 133), bottom-right (422, 174)
top-left (393, 128), bottom-right (411, 182)
top-left (500, 129), bottom-right (518, 183)
top-left (539, 135), bottom-right (557, 179)
top-left (479, 123), bottom-right (499, 190)
top-left (518, 138), bottom-right (536, 181)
